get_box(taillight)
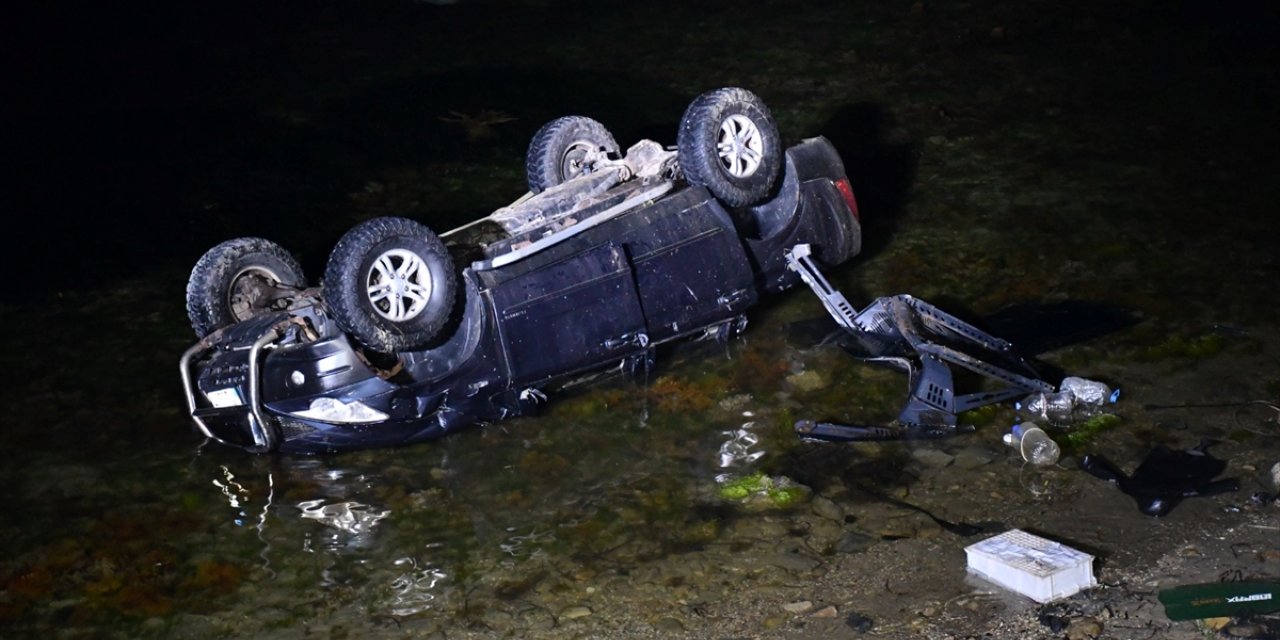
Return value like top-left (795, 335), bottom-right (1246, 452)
top-left (833, 178), bottom-right (860, 222)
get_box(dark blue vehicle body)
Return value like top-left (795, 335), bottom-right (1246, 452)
top-left (180, 137), bottom-right (861, 454)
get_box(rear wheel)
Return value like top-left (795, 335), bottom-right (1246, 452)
top-left (186, 237), bottom-right (306, 338)
top-left (323, 217), bottom-right (457, 353)
top-left (677, 87), bottom-right (782, 207)
top-left (525, 116), bottom-right (619, 193)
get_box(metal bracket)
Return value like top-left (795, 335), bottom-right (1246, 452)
top-left (784, 244), bottom-right (1053, 440)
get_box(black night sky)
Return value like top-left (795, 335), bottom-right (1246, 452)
top-left (9, 1), bottom-right (1277, 302)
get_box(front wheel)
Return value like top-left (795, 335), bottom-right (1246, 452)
top-left (322, 217), bottom-right (457, 353)
top-left (186, 237), bottom-right (307, 338)
top-left (677, 87), bottom-right (782, 207)
top-left (525, 116), bottom-right (620, 193)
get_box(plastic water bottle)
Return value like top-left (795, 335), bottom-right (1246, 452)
top-left (1061, 376), bottom-right (1120, 412)
top-left (1018, 376), bottom-right (1120, 425)
top-left (1003, 422), bottom-right (1061, 466)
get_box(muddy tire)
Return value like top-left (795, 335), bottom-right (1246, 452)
top-left (677, 87), bottom-right (782, 207)
top-left (322, 217), bottom-right (456, 353)
top-left (525, 116), bottom-right (620, 193)
top-left (186, 237), bottom-right (307, 338)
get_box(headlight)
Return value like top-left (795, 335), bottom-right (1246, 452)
top-left (291, 397), bottom-right (388, 424)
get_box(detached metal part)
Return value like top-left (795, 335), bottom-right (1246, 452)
top-left (785, 244), bottom-right (1053, 441)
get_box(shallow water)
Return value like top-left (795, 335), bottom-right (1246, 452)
top-left (4, 1), bottom-right (1279, 638)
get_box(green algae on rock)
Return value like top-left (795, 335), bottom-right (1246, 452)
top-left (716, 472), bottom-right (812, 510)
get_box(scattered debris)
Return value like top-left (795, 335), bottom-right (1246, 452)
top-left (785, 244), bottom-right (1054, 440)
top-left (1157, 579), bottom-right (1280, 620)
top-left (1003, 422), bottom-right (1060, 466)
top-left (1017, 376), bottom-right (1119, 426)
top-left (964, 529), bottom-right (1097, 603)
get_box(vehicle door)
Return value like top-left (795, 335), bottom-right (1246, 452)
top-left (488, 242), bottom-right (648, 383)
top-left (625, 190), bottom-right (758, 342)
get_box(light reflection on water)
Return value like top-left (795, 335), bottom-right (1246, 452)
top-left (498, 526), bottom-right (556, 558)
top-left (716, 418), bottom-right (766, 473)
top-left (298, 499), bottom-right (391, 537)
top-left (386, 556), bottom-right (449, 617)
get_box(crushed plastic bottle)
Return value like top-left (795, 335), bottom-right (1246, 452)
top-left (1003, 422), bottom-right (1061, 466)
top-left (1018, 376), bottom-right (1120, 425)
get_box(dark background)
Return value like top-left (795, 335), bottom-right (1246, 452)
top-left (9, 0), bottom-right (1277, 302)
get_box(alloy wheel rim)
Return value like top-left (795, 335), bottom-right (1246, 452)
top-left (715, 114), bottom-right (764, 178)
top-left (367, 249), bottom-right (433, 321)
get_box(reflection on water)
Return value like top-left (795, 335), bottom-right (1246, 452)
top-left (498, 527), bottom-right (556, 559)
top-left (716, 418), bottom-right (766, 472)
top-left (386, 556), bottom-right (449, 617)
top-left (211, 465), bottom-right (251, 525)
top-left (298, 500), bottom-right (391, 537)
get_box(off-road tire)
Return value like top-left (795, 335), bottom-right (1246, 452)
top-left (186, 237), bottom-right (306, 338)
top-left (525, 116), bottom-right (620, 193)
top-left (323, 217), bottom-right (456, 353)
top-left (677, 87), bottom-right (782, 207)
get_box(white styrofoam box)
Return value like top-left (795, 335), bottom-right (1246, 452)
top-left (965, 529), bottom-right (1096, 603)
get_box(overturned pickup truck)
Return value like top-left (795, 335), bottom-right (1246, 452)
top-left (180, 88), bottom-right (865, 454)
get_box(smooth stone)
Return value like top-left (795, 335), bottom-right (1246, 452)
top-left (811, 495), bottom-right (844, 522)
top-left (559, 605), bottom-right (593, 620)
top-left (911, 448), bottom-right (955, 468)
top-left (1065, 617), bottom-right (1103, 640)
top-left (834, 531), bottom-right (876, 554)
top-left (1225, 623), bottom-right (1265, 638)
top-left (783, 600), bottom-right (814, 614)
top-left (767, 551), bottom-right (821, 572)
top-left (953, 447), bottom-right (997, 469)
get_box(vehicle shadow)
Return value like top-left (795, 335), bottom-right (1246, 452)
top-left (816, 103), bottom-right (919, 267)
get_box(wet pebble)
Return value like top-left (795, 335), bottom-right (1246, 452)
top-left (812, 604), bottom-right (838, 618)
top-left (911, 448), bottom-right (955, 468)
top-left (876, 515), bottom-right (922, 539)
top-left (954, 447), bottom-right (997, 469)
top-left (834, 531), bottom-right (877, 554)
top-left (767, 550), bottom-right (821, 572)
top-left (730, 516), bottom-right (790, 540)
top-left (1225, 622), bottom-right (1267, 638)
top-left (1200, 617), bottom-right (1231, 632)
top-left (1065, 616), bottom-right (1103, 640)
top-left (805, 518), bottom-right (844, 553)
top-left (559, 605), bottom-right (592, 620)
top-left (811, 495), bottom-right (844, 522)
top-left (783, 600), bottom-right (814, 614)
top-left (517, 606), bottom-right (556, 632)
top-left (480, 607), bottom-right (513, 629)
